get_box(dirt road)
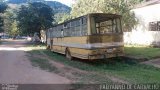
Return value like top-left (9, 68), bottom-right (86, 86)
top-left (0, 40), bottom-right (71, 84)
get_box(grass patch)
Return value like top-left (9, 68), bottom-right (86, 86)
top-left (107, 64), bottom-right (160, 83)
top-left (43, 50), bottom-right (97, 71)
top-left (29, 50), bottom-right (41, 55)
top-left (28, 49), bottom-right (110, 83)
top-left (42, 50), bottom-right (160, 84)
top-left (124, 46), bottom-right (160, 59)
top-left (30, 58), bottom-right (57, 72)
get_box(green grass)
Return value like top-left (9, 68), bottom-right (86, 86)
top-left (0, 40), bottom-right (2, 44)
top-left (108, 64), bottom-right (160, 83)
top-left (125, 46), bottom-right (160, 59)
top-left (41, 50), bottom-right (160, 84)
top-left (30, 58), bottom-right (58, 72)
top-left (28, 48), bottom-right (113, 83)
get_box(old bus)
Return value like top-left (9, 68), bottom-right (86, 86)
top-left (46, 13), bottom-right (124, 60)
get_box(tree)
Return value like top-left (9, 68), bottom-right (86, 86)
top-left (0, 1), bottom-right (7, 32)
top-left (71, 0), bottom-right (144, 31)
top-left (3, 7), bottom-right (20, 36)
top-left (54, 12), bottom-right (71, 24)
top-left (10, 21), bottom-right (19, 36)
top-left (17, 2), bottom-right (54, 36)
top-left (0, 3), bottom-right (7, 13)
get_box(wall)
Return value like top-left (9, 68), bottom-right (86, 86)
top-left (124, 31), bottom-right (160, 46)
top-left (124, 3), bottom-right (160, 46)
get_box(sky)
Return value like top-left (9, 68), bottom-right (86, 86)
top-left (46, 0), bottom-right (74, 6)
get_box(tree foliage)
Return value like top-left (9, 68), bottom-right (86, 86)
top-left (71, 0), bottom-right (144, 31)
top-left (54, 13), bottom-right (71, 24)
top-left (1, 0), bottom-right (70, 36)
top-left (0, 3), bottom-right (7, 13)
top-left (3, 7), bottom-right (19, 36)
top-left (0, 1), bottom-right (7, 32)
top-left (10, 21), bottom-right (19, 36)
top-left (17, 2), bottom-right (54, 35)
top-left (7, 0), bottom-right (71, 14)
top-left (44, 1), bottom-right (71, 14)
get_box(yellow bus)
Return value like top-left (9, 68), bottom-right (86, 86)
top-left (46, 13), bottom-right (124, 60)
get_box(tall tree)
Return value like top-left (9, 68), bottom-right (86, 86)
top-left (10, 21), bottom-right (19, 36)
top-left (71, 0), bottom-right (144, 31)
top-left (3, 7), bottom-right (19, 36)
top-left (0, 1), bottom-right (7, 32)
top-left (17, 2), bottom-right (54, 36)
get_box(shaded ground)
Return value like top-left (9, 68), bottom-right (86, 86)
top-left (0, 40), bottom-right (71, 84)
top-left (39, 51), bottom-right (129, 84)
top-left (141, 58), bottom-right (160, 68)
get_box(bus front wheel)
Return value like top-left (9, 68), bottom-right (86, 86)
top-left (66, 49), bottom-right (72, 60)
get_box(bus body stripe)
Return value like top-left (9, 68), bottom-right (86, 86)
top-left (52, 42), bottom-right (124, 49)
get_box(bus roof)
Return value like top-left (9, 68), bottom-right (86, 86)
top-left (90, 13), bottom-right (121, 23)
top-left (52, 13), bottom-right (121, 27)
top-left (89, 13), bottom-right (121, 18)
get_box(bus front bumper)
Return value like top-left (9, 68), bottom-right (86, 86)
top-left (88, 53), bottom-right (124, 60)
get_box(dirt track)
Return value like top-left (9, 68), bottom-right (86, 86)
top-left (0, 40), bottom-right (71, 84)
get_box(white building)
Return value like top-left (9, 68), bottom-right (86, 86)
top-left (124, 0), bottom-right (160, 46)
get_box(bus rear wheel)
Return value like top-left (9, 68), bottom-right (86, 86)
top-left (46, 45), bottom-right (50, 50)
top-left (66, 49), bottom-right (72, 60)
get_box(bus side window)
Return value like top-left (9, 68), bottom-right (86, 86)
top-left (96, 23), bottom-right (100, 34)
top-left (82, 18), bottom-right (84, 24)
top-left (61, 29), bottom-right (64, 37)
top-left (64, 23), bottom-right (67, 28)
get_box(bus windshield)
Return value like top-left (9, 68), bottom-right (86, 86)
top-left (91, 15), bottom-right (122, 34)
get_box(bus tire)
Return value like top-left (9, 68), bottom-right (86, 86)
top-left (46, 45), bottom-right (50, 50)
top-left (66, 49), bottom-right (72, 60)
